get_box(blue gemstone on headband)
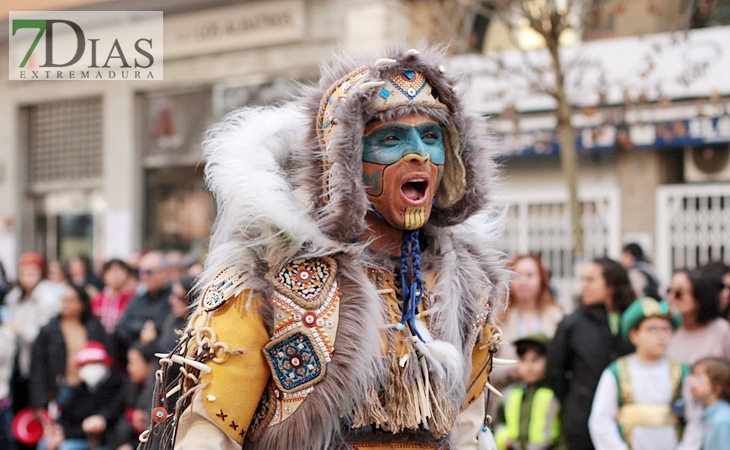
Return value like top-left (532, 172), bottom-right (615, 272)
top-left (403, 70), bottom-right (415, 80)
top-left (379, 88), bottom-right (391, 99)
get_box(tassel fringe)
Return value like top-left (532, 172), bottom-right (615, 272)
top-left (354, 333), bottom-right (459, 439)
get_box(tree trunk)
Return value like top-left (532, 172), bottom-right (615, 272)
top-left (547, 37), bottom-right (585, 270)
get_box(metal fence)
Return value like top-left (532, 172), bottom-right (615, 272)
top-left (496, 185), bottom-right (621, 309)
top-left (656, 183), bottom-right (730, 286)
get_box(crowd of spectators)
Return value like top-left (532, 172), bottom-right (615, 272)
top-left (491, 244), bottom-right (730, 450)
top-left (0, 250), bottom-right (201, 450)
top-left (2, 242), bottom-right (730, 450)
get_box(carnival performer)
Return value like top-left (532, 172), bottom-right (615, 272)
top-left (140, 46), bottom-right (509, 450)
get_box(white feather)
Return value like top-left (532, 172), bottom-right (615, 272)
top-left (414, 319), bottom-right (434, 343)
top-left (478, 426), bottom-right (498, 450)
top-left (413, 319), bottom-right (463, 381)
top-left (425, 339), bottom-right (463, 381)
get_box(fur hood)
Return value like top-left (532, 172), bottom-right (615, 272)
top-left (200, 45), bottom-right (504, 292)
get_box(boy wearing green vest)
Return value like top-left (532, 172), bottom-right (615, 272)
top-left (494, 333), bottom-right (561, 450)
top-left (588, 298), bottom-right (703, 450)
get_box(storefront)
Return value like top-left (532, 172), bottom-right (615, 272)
top-left (1, 0), bottom-right (399, 272)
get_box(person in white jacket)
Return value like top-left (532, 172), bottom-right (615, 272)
top-left (5, 253), bottom-right (62, 413)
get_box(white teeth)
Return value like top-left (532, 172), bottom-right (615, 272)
top-left (409, 179), bottom-right (425, 182)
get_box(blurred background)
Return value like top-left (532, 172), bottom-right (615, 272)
top-left (0, 0), bottom-right (729, 308)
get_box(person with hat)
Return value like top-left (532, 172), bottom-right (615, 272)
top-left (588, 298), bottom-right (704, 450)
top-left (37, 340), bottom-right (124, 450)
top-left (493, 333), bottom-right (560, 450)
top-left (140, 46), bottom-right (509, 450)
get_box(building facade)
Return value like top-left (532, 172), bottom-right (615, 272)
top-left (449, 1), bottom-right (730, 305)
top-left (0, 0), bottom-right (407, 278)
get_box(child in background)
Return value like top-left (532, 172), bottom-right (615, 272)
top-left (494, 333), bottom-right (560, 450)
top-left (589, 298), bottom-right (703, 450)
top-left (689, 357), bottom-right (730, 449)
top-left (108, 344), bottom-right (155, 450)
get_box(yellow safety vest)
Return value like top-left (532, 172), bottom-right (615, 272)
top-left (495, 385), bottom-right (560, 450)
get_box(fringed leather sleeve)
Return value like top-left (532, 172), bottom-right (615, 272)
top-left (463, 324), bottom-right (499, 411)
top-left (150, 288), bottom-right (271, 449)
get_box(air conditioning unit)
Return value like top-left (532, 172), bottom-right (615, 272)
top-left (684, 145), bottom-right (730, 182)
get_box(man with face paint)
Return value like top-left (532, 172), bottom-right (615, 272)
top-left (362, 113), bottom-right (445, 236)
top-left (143, 47), bottom-right (508, 450)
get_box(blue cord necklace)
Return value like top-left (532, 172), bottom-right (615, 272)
top-left (370, 209), bottom-right (427, 343)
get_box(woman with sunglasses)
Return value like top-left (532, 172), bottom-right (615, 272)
top-left (666, 269), bottom-right (730, 365)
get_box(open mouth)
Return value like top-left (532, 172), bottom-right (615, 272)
top-left (401, 178), bottom-right (429, 202)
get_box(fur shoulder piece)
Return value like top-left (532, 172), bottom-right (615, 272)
top-left (199, 103), bottom-right (343, 288)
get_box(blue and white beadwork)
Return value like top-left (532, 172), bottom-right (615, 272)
top-left (202, 266), bottom-right (247, 311)
top-left (389, 71), bottom-right (427, 101)
top-left (264, 329), bottom-right (326, 392)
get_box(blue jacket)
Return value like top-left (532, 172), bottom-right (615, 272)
top-left (702, 399), bottom-right (730, 450)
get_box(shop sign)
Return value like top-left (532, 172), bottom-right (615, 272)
top-left (164, 0), bottom-right (305, 60)
top-left (498, 114), bottom-right (730, 156)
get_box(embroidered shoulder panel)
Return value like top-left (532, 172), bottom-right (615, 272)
top-left (268, 256), bottom-right (337, 309)
top-left (258, 256), bottom-right (341, 431)
top-left (200, 266), bottom-right (248, 311)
